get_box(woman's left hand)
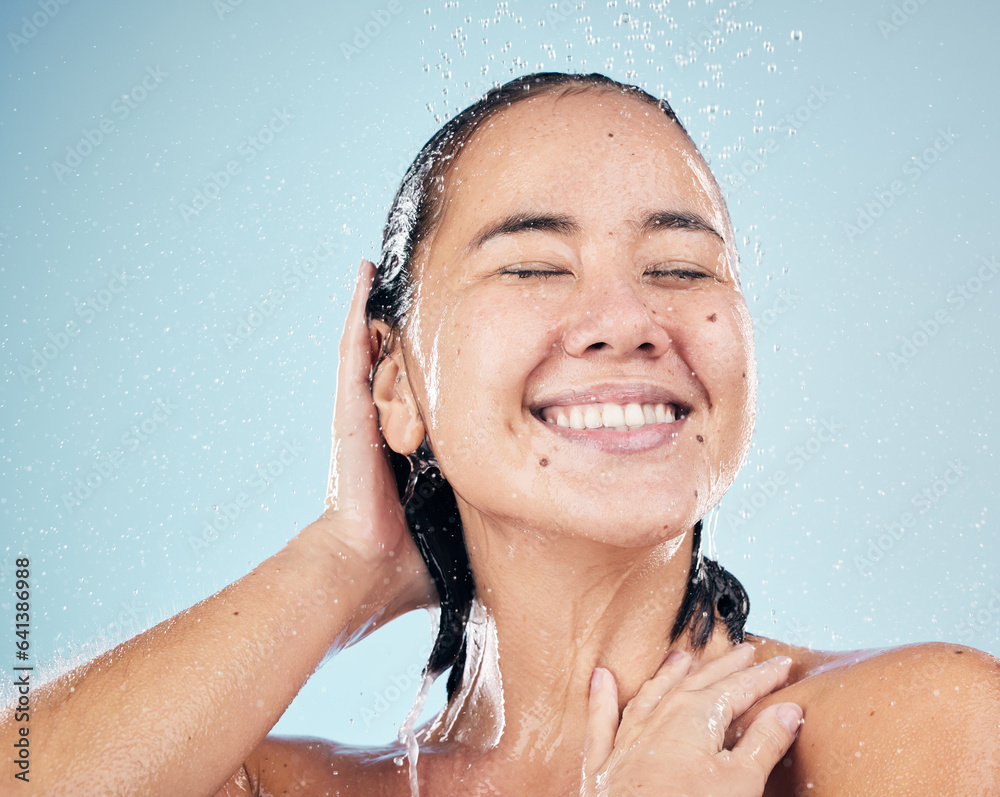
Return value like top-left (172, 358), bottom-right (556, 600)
top-left (580, 643), bottom-right (802, 796)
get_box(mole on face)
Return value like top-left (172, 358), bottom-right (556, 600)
top-left (539, 458), bottom-right (549, 467)
top-left (707, 313), bottom-right (717, 322)
top-left (608, 132), bottom-right (614, 138)
top-left (696, 435), bottom-right (705, 443)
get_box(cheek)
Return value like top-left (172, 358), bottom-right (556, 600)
top-left (415, 297), bottom-right (544, 474)
top-left (693, 295), bottom-right (753, 392)
top-left (706, 300), bottom-right (756, 468)
top-left (681, 294), bottom-right (755, 441)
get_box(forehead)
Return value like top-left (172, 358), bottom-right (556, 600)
top-left (435, 89), bottom-right (726, 236)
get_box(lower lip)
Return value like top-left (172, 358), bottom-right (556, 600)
top-left (533, 413), bottom-right (687, 454)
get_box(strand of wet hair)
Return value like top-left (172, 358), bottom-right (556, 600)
top-left (394, 448), bottom-right (750, 698)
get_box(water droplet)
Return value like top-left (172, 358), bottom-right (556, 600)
top-left (791, 30), bottom-right (803, 41)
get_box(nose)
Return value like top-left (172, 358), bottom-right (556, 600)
top-left (559, 268), bottom-right (672, 359)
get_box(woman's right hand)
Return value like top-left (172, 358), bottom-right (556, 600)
top-left (581, 644), bottom-right (802, 796)
top-left (310, 257), bottom-right (435, 618)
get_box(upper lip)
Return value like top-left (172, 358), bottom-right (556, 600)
top-left (528, 382), bottom-right (692, 414)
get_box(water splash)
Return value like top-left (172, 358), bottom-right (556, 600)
top-left (702, 503), bottom-right (721, 561)
top-left (394, 606), bottom-right (440, 797)
top-left (397, 668), bottom-right (437, 797)
top-left (404, 442), bottom-right (439, 503)
top-left (425, 598), bottom-right (505, 747)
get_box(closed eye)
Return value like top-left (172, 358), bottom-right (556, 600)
top-left (647, 268), bottom-right (712, 281)
top-left (498, 266), bottom-right (568, 279)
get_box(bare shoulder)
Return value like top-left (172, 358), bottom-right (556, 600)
top-left (238, 735), bottom-right (407, 797)
top-left (738, 636), bottom-right (1000, 796)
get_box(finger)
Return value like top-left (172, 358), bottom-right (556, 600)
top-left (710, 656), bottom-right (793, 727)
top-left (326, 259), bottom-right (378, 512)
top-left (682, 642), bottom-right (755, 691)
top-left (690, 655), bottom-right (793, 750)
top-left (337, 258), bottom-right (376, 387)
top-left (582, 668), bottom-right (619, 782)
top-left (618, 649), bottom-right (693, 731)
top-left (730, 702), bottom-right (802, 774)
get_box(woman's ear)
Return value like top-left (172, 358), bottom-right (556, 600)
top-left (369, 319), bottom-right (426, 456)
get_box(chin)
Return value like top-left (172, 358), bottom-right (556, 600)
top-left (547, 489), bottom-right (704, 549)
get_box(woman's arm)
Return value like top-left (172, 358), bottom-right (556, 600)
top-left (0, 521), bottom-right (412, 797)
top-left (0, 260), bottom-right (434, 797)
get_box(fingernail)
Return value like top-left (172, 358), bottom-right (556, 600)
top-left (665, 649), bottom-right (688, 664)
top-left (776, 703), bottom-right (803, 735)
top-left (590, 668), bottom-right (604, 696)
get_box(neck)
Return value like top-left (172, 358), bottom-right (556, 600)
top-left (423, 514), bottom-right (736, 782)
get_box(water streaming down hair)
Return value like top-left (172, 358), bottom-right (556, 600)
top-left (366, 71), bottom-right (750, 700)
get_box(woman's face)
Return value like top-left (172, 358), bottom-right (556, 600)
top-left (398, 89), bottom-right (756, 547)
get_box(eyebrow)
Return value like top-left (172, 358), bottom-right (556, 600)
top-left (466, 209), bottom-right (724, 253)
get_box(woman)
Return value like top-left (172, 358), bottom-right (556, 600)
top-left (4, 72), bottom-right (998, 796)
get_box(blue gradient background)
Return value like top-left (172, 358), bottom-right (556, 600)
top-left (2, 0), bottom-right (997, 744)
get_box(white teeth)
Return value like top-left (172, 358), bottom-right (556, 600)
top-left (542, 401), bottom-right (682, 431)
top-left (624, 403), bottom-right (644, 426)
top-left (602, 404), bottom-right (626, 427)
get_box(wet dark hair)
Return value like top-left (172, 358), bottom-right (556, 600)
top-left (366, 71), bottom-right (749, 698)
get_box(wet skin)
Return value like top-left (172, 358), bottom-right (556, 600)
top-left (236, 639), bottom-right (1000, 796)
top-left (230, 91), bottom-right (1000, 795)
top-left (393, 89), bottom-right (755, 548)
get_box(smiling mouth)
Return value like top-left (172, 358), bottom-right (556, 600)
top-left (537, 401), bottom-right (687, 431)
